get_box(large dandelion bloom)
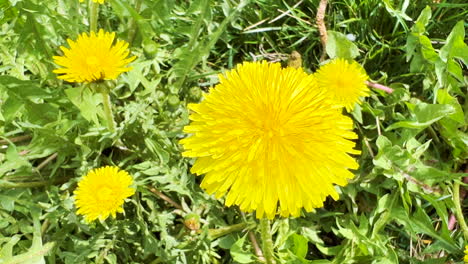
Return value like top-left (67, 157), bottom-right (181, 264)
top-left (53, 29), bottom-right (136, 83)
top-left (315, 58), bottom-right (369, 111)
top-left (181, 61), bottom-right (360, 219)
top-left (74, 166), bottom-right (135, 223)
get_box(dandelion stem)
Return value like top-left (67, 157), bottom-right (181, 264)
top-left (0, 181), bottom-right (51, 188)
top-left (453, 181), bottom-right (468, 240)
top-left (127, 0), bottom-right (143, 44)
top-left (208, 222), bottom-right (249, 240)
top-left (90, 0), bottom-right (99, 32)
top-left (101, 91), bottom-right (116, 133)
top-left (260, 218), bottom-right (276, 264)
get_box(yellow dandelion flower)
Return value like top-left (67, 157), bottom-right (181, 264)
top-left (79, 0), bottom-right (105, 4)
top-left (74, 166), bottom-right (135, 223)
top-left (180, 61), bottom-right (360, 219)
top-left (53, 29), bottom-right (136, 83)
top-left (464, 245), bottom-right (468, 263)
top-left (315, 58), bottom-right (369, 111)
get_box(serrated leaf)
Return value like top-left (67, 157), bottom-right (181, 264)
top-left (326, 31), bottom-right (360, 60)
top-left (409, 207), bottom-right (457, 252)
top-left (230, 235), bottom-right (254, 263)
top-left (440, 20), bottom-right (468, 66)
top-left (65, 87), bottom-right (102, 125)
top-left (289, 233), bottom-right (308, 259)
top-left (386, 103), bottom-right (455, 130)
top-left (2, 95), bottom-right (23, 122)
top-left (436, 89), bottom-right (464, 124)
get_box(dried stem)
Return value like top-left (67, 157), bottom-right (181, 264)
top-left (148, 187), bottom-right (184, 211)
top-left (36, 153), bottom-right (58, 171)
top-left (269, 0), bottom-right (304, 24)
top-left (448, 214), bottom-right (457, 231)
top-left (316, 0), bottom-right (328, 62)
top-left (363, 137), bottom-right (375, 158)
top-left (375, 116), bottom-right (382, 136)
top-left (0, 135), bottom-right (32, 145)
top-left (366, 81), bottom-right (394, 94)
top-left (249, 231), bottom-right (265, 262)
top-left (403, 172), bottom-right (440, 194)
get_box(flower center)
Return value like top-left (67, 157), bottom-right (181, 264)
top-left (97, 187), bottom-right (114, 202)
top-left (86, 56), bottom-right (100, 67)
top-left (254, 110), bottom-right (285, 139)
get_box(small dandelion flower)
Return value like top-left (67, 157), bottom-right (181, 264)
top-left (74, 166), bottom-right (135, 223)
top-left (181, 61), bottom-right (360, 219)
top-left (315, 58), bottom-right (369, 111)
top-left (79, 0), bottom-right (105, 4)
top-left (53, 29), bottom-right (136, 83)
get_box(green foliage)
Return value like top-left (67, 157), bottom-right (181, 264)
top-left (1, 0), bottom-right (468, 263)
top-left (326, 31), bottom-right (359, 60)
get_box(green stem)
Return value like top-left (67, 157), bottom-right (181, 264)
top-left (0, 176), bottom-right (72, 189)
top-left (0, 181), bottom-right (51, 188)
top-left (208, 222), bottom-right (248, 240)
top-left (127, 0), bottom-right (143, 44)
top-left (101, 91), bottom-right (116, 132)
top-left (453, 181), bottom-right (468, 240)
top-left (260, 218), bottom-right (276, 264)
top-left (428, 125), bottom-right (441, 144)
top-left (90, 0), bottom-right (99, 32)
top-left (6, 242), bottom-right (56, 263)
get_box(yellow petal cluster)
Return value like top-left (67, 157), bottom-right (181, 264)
top-left (464, 245), bottom-right (468, 263)
top-left (74, 166), bottom-right (135, 223)
top-left (79, 0), bottom-right (105, 4)
top-left (315, 58), bottom-right (369, 111)
top-left (181, 61), bottom-right (360, 219)
top-left (53, 29), bottom-right (136, 83)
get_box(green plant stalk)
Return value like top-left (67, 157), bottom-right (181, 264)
top-left (453, 181), bottom-right (468, 240)
top-left (260, 218), bottom-right (276, 264)
top-left (5, 242), bottom-right (56, 264)
top-left (208, 222), bottom-right (248, 240)
top-left (0, 181), bottom-right (50, 188)
top-left (101, 91), bottom-right (116, 132)
top-left (127, 0), bottom-right (143, 44)
top-left (90, 0), bottom-right (99, 32)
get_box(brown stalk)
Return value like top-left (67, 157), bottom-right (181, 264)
top-left (316, 0), bottom-right (328, 62)
top-left (0, 135), bottom-right (32, 145)
top-left (148, 187), bottom-right (184, 211)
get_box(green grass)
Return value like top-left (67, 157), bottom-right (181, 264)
top-left (0, 0), bottom-right (467, 263)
